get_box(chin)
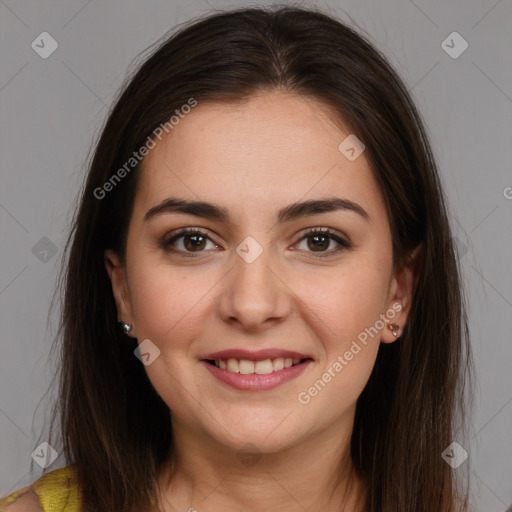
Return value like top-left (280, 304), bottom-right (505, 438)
top-left (209, 419), bottom-right (304, 455)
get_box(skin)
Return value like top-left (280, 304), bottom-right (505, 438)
top-left (105, 90), bottom-right (418, 512)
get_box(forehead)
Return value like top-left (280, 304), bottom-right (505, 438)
top-left (133, 91), bottom-right (387, 227)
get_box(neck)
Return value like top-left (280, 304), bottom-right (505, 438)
top-left (156, 411), bottom-right (367, 512)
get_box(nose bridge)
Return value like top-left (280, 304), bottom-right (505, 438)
top-left (219, 235), bottom-right (289, 328)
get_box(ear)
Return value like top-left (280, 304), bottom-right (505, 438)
top-left (104, 249), bottom-right (136, 337)
top-left (381, 244), bottom-right (422, 343)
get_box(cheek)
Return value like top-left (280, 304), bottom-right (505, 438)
top-left (295, 271), bottom-right (384, 412)
top-left (297, 261), bottom-right (390, 349)
top-left (291, 260), bottom-right (389, 407)
top-left (127, 265), bottom-right (213, 417)
top-left (129, 262), bottom-right (211, 344)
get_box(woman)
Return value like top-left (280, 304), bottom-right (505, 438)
top-left (1, 5), bottom-right (473, 512)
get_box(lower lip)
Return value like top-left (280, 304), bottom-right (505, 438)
top-left (201, 360), bottom-right (312, 391)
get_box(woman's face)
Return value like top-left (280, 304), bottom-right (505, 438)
top-left (106, 90), bottom-right (414, 454)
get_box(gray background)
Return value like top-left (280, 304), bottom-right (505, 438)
top-left (0, 0), bottom-right (511, 510)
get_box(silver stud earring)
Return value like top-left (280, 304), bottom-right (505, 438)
top-left (388, 323), bottom-right (402, 338)
top-left (118, 322), bottom-right (133, 335)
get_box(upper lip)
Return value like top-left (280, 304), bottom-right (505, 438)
top-left (200, 349), bottom-right (313, 361)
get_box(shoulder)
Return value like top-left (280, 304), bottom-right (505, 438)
top-left (0, 466), bottom-right (80, 512)
top-left (0, 487), bottom-right (42, 511)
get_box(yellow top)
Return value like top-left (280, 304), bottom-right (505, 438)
top-left (0, 465), bottom-right (158, 512)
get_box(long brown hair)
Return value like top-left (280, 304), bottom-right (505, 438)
top-left (42, 6), bottom-right (473, 511)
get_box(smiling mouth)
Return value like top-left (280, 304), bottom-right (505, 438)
top-left (203, 357), bottom-right (312, 374)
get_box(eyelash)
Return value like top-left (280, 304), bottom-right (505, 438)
top-left (160, 227), bottom-right (351, 259)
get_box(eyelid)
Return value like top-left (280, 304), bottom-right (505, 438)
top-left (294, 226), bottom-right (347, 241)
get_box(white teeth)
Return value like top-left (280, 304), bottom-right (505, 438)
top-left (272, 357), bottom-right (284, 371)
top-left (255, 359), bottom-right (274, 375)
top-left (227, 358), bottom-right (240, 373)
top-left (212, 356), bottom-right (305, 374)
top-left (239, 360), bottom-right (255, 374)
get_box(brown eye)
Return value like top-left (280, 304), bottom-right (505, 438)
top-left (295, 228), bottom-right (351, 258)
top-left (182, 233), bottom-right (207, 251)
top-left (161, 228), bottom-right (219, 255)
top-left (307, 233), bottom-right (331, 251)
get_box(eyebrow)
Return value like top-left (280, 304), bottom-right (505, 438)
top-left (143, 196), bottom-right (370, 224)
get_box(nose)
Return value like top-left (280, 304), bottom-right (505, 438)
top-left (218, 244), bottom-right (292, 331)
